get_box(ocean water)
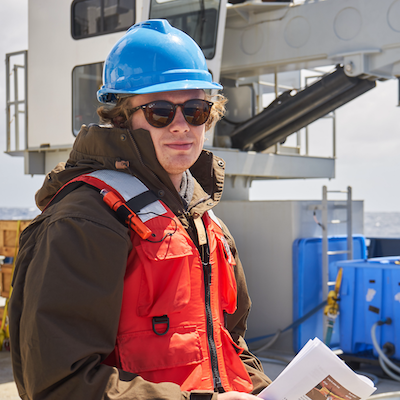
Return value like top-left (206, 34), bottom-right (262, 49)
top-left (1, 208), bottom-right (400, 238)
top-left (0, 207), bottom-right (40, 221)
top-left (364, 211), bottom-right (400, 238)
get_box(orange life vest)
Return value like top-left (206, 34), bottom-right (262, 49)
top-left (60, 170), bottom-right (253, 393)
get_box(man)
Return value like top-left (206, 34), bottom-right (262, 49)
top-left (9, 19), bottom-right (271, 400)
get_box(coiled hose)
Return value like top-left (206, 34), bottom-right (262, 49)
top-left (371, 319), bottom-right (400, 382)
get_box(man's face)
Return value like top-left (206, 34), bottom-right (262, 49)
top-left (128, 90), bottom-right (206, 183)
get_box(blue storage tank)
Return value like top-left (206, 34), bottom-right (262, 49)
top-left (338, 257), bottom-right (400, 360)
top-left (292, 235), bottom-right (367, 352)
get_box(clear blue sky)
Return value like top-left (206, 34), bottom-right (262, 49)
top-left (1, 0), bottom-right (399, 211)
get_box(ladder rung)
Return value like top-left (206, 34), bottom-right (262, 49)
top-left (7, 100), bottom-right (25, 106)
top-left (329, 219), bottom-right (347, 224)
top-left (327, 190), bottom-right (348, 193)
top-left (307, 204), bottom-right (349, 211)
top-left (327, 250), bottom-right (350, 255)
top-left (331, 204), bottom-right (348, 209)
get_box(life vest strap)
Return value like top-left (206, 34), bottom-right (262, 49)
top-left (44, 170), bottom-right (164, 238)
top-left (43, 181), bottom-right (100, 211)
top-left (126, 190), bottom-right (158, 214)
top-left (85, 170), bottom-right (167, 223)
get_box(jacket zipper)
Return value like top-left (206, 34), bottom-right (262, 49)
top-left (200, 241), bottom-right (224, 393)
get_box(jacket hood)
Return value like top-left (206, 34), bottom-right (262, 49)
top-left (35, 125), bottom-right (225, 216)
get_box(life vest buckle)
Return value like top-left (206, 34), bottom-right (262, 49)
top-left (152, 315), bottom-right (170, 336)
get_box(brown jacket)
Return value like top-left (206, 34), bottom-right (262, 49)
top-left (9, 125), bottom-right (271, 400)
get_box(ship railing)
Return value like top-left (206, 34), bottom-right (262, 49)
top-left (5, 50), bottom-right (27, 155)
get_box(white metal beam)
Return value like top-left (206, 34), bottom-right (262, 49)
top-left (222, 0), bottom-right (400, 80)
top-left (211, 147), bottom-right (335, 179)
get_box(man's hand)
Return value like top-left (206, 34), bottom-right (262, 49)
top-left (218, 392), bottom-right (260, 400)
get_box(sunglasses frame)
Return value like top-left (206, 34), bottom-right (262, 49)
top-left (129, 99), bottom-right (214, 128)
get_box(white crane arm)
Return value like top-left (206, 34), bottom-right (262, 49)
top-left (221, 0), bottom-right (400, 80)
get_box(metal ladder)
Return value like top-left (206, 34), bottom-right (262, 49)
top-left (321, 186), bottom-right (353, 303)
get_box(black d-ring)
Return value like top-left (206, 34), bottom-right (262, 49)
top-left (152, 315), bottom-right (170, 336)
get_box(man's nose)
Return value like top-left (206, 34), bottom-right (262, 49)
top-left (169, 106), bottom-right (190, 132)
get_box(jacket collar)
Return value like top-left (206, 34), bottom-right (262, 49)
top-left (36, 125), bottom-right (225, 217)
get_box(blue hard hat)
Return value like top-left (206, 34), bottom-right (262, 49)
top-left (97, 19), bottom-right (222, 103)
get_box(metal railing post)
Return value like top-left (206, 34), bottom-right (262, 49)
top-left (332, 110), bottom-right (336, 158)
top-left (321, 186), bottom-right (328, 339)
top-left (14, 64), bottom-right (20, 150)
top-left (5, 50), bottom-right (28, 153)
top-left (24, 50), bottom-right (28, 149)
top-left (347, 186), bottom-right (353, 260)
top-left (322, 185), bottom-right (328, 301)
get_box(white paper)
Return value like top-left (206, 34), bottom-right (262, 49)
top-left (258, 338), bottom-right (376, 400)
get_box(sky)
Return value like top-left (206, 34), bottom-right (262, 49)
top-left (0, 0), bottom-right (43, 210)
top-left (0, 0), bottom-right (400, 212)
top-left (251, 77), bottom-right (400, 212)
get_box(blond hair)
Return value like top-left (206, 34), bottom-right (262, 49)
top-left (97, 93), bottom-right (227, 131)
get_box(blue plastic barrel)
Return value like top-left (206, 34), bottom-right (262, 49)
top-left (292, 235), bottom-right (367, 352)
top-left (338, 257), bottom-right (400, 360)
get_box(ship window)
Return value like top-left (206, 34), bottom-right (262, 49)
top-left (149, 0), bottom-right (220, 59)
top-left (72, 0), bottom-right (135, 39)
top-left (72, 63), bottom-right (103, 137)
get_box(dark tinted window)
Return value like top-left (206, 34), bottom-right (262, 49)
top-left (150, 0), bottom-right (220, 59)
top-left (72, 63), bottom-right (103, 136)
top-left (72, 0), bottom-right (135, 39)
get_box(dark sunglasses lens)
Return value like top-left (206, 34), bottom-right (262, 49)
top-left (183, 100), bottom-right (211, 126)
top-left (145, 101), bottom-right (174, 128)
top-left (143, 100), bottom-right (212, 128)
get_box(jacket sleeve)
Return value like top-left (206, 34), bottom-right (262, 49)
top-left (9, 190), bottom-right (217, 400)
top-left (218, 220), bottom-right (272, 394)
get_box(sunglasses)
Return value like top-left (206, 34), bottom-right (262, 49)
top-left (130, 99), bottom-right (213, 128)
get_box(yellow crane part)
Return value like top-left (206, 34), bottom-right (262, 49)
top-left (324, 267), bottom-right (343, 317)
top-left (324, 267), bottom-right (343, 346)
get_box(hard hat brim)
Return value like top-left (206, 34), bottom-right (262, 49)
top-left (133, 80), bottom-right (223, 94)
top-left (97, 80), bottom-right (223, 103)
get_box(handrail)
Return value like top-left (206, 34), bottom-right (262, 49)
top-left (5, 50), bottom-right (28, 153)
